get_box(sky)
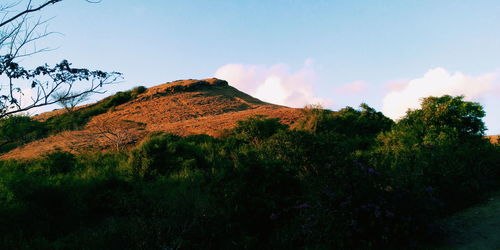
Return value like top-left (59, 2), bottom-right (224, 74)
top-left (15, 0), bottom-right (500, 134)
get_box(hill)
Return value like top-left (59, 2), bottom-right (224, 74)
top-left (2, 78), bottom-right (301, 159)
top-left (489, 135), bottom-right (499, 144)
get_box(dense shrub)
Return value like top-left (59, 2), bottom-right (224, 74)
top-left (293, 104), bottom-right (394, 151)
top-left (209, 149), bottom-right (301, 249)
top-left (0, 95), bottom-right (498, 249)
top-left (292, 104), bottom-right (333, 133)
top-left (131, 86), bottom-right (147, 97)
top-left (39, 150), bottom-right (77, 174)
top-left (230, 115), bottom-right (288, 145)
top-left (129, 133), bottom-right (208, 179)
top-left (372, 95), bottom-right (499, 212)
top-left (0, 116), bottom-right (47, 153)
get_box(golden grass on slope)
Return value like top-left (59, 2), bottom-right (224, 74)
top-left (488, 135), bottom-right (499, 144)
top-left (2, 78), bottom-right (302, 159)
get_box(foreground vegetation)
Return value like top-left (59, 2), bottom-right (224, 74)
top-left (0, 95), bottom-right (499, 249)
top-left (433, 191), bottom-right (500, 249)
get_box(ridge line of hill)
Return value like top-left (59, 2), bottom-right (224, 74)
top-left (2, 78), bottom-right (301, 159)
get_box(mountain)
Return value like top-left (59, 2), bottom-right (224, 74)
top-left (2, 78), bottom-right (301, 159)
top-left (489, 135), bottom-right (499, 144)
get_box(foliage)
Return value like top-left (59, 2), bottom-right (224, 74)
top-left (372, 95), bottom-right (496, 211)
top-left (0, 86), bottom-right (147, 155)
top-left (0, 95), bottom-right (498, 249)
top-left (0, 116), bottom-right (47, 153)
top-left (56, 92), bottom-right (90, 112)
top-left (294, 104), bottom-right (393, 136)
top-left (44, 86), bottom-right (146, 133)
top-left (231, 115), bottom-right (288, 145)
top-left (402, 95), bottom-right (486, 137)
top-left (0, 1), bottom-right (121, 118)
top-left (131, 86), bottom-right (147, 96)
top-left (129, 133), bottom-right (208, 179)
top-left (292, 104), bottom-right (333, 133)
top-left (39, 150), bottom-right (77, 175)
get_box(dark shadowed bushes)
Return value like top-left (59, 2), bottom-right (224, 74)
top-left (0, 96), bottom-right (499, 249)
top-left (0, 116), bottom-right (47, 153)
top-left (372, 96), bottom-right (499, 212)
top-left (129, 133), bottom-right (208, 179)
top-left (39, 150), bottom-right (77, 174)
top-left (230, 115), bottom-right (288, 145)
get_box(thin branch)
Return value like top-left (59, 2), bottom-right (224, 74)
top-left (0, 0), bottom-right (61, 28)
top-left (0, 0), bottom-right (118, 118)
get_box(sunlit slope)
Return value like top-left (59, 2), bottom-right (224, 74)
top-left (3, 78), bottom-right (301, 159)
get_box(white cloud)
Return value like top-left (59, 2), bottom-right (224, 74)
top-left (383, 80), bottom-right (409, 93)
top-left (382, 68), bottom-right (497, 120)
top-left (333, 81), bottom-right (369, 95)
top-left (214, 59), bottom-right (328, 107)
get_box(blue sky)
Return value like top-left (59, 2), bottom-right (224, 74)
top-left (21, 0), bottom-right (500, 134)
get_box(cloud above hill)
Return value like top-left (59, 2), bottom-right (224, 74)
top-left (333, 81), bottom-right (369, 95)
top-left (382, 68), bottom-right (497, 120)
top-left (214, 59), bottom-right (328, 107)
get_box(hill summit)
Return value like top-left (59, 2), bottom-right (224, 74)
top-left (3, 78), bottom-right (301, 159)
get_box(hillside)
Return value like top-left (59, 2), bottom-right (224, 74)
top-left (0, 87), bottom-right (498, 249)
top-left (489, 135), bottom-right (499, 144)
top-left (2, 78), bottom-right (301, 159)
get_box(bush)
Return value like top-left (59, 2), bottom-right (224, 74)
top-left (372, 95), bottom-right (498, 212)
top-left (0, 116), bottom-right (47, 153)
top-left (292, 104), bottom-right (333, 133)
top-left (39, 150), bottom-right (77, 174)
top-left (208, 148), bottom-right (301, 249)
top-left (231, 115), bottom-right (288, 145)
top-left (129, 133), bottom-right (208, 179)
top-left (131, 86), bottom-right (147, 97)
top-left (0, 96), bottom-right (498, 249)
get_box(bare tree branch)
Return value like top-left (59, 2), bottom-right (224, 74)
top-left (0, 0), bottom-right (120, 118)
top-left (0, 0), bottom-right (60, 28)
top-left (91, 117), bottom-right (143, 151)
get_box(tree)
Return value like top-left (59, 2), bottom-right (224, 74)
top-left (375, 95), bottom-right (487, 163)
top-left (399, 95), bottom-right (486, 138)
top-left (0, 0), bottom-right (120, 118)
top-left (55, 91), bottom-right (89, 112)
top-left (373, 95), bottom-right (495, 209)
top-left (90, 116), bottom-right (144, 151)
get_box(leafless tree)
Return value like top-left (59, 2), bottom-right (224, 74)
top-left (55, 91), bottom-right (89, 112)
top-left (91, 116), bottom-right (145, 151)
top-left (0, 0), bottom-right (120, 118)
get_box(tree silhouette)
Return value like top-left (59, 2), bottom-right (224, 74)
top-left (55, 91), bottom-right (90, 112)
top-left (0, 0), bottom-right (120, 118)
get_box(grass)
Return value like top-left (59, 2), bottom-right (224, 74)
top-left (3, 79), bottom-right (301, 159)
top-left (432, 192), bottom-right (500, 249)
top-left (45, 86), bottom-right (146, 133)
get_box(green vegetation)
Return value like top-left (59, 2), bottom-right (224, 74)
top-left (0, 95), bottom-right (498, 249)
top-left (0, 86), bottom-right (146, 154)
top-left (45, 86), bottom-right (147, 132)
top-left (433, 192), bottom-right (500, 249)
top-left (0, 116), bottom-right (47, 153)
